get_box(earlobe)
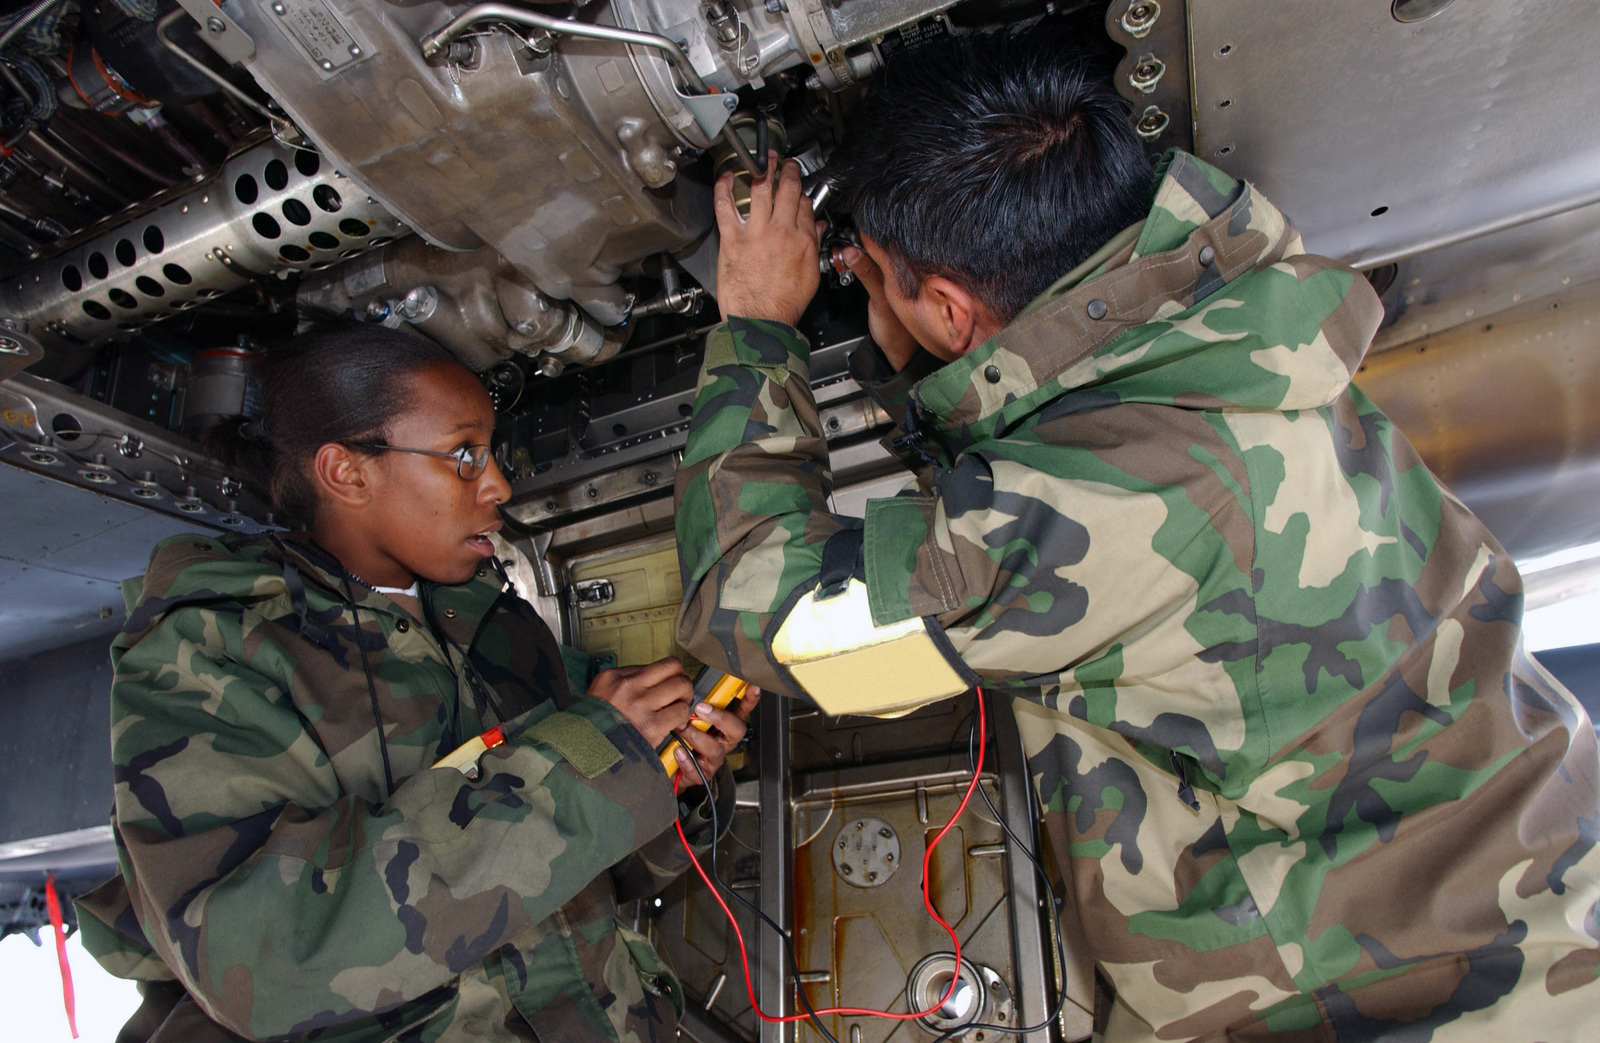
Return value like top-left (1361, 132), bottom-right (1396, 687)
top-left (311, 443), bottom-right (373, 510)
top-left (925, 276), bottom-right (980, 358)
top-left (924, 275), bottom-right (1006, 358)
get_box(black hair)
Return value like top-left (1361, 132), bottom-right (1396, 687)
top-left (206, 325), bottom-right (456, 526)
top-left (826, 21), bottom-right (1154, 322)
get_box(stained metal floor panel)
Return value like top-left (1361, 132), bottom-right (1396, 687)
top-left (0, 461), bottom-right (207, 665)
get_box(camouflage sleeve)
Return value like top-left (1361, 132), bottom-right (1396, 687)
top-left (111, 605), bottom-right (677, 1040)
top-left (609, 768), bottom-right (735, 902)
top-left (675, 319), bottom-right (1228, 712)
top-left (675, 318), bottom-right (851, 694)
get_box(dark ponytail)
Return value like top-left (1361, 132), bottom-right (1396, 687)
top-left (205, 325), bottom-right (457, 526)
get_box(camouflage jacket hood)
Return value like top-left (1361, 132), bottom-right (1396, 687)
top-left (78, 533), bottom-right (704, 1043)
top-left (906, 150), bottom-right (1367, 450)
top-left (674, 152), bottom-right (1600, 1037)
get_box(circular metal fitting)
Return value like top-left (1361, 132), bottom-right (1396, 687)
top-left (832, 816), bottom-right (899, 888)
top-left (904, 954), bottom-right (1013, 1037)
top-left (1129, 54), bottom-right (1166, 94)
top-left (397, 285), bottom-right (440, 323)
top-left (1135, 105), bottom-right (1171, 140)
top-left (1121, 0), bottom-right (1160, 38)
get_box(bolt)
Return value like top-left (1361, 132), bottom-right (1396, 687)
top-left (543, 499), bottom-right (559, 512)
top-left (271, 1), bottom-right (285, 12)
top-left (1122, 0), bottom-right (1159, 37)
top-left (641, 471), bottom-right (658, 485)
top-left (805, 74), bottom-right (823, 91)
top-left (207, 16), bottom-right (225, 33)
top-left (319, 59), bottom-right (334, 71)
top-left (586, 485), bottom-right (598, 500)
top-left (723, 95), bottom-right (738, 110)
top-left (349, 44), bottom-right (362, 57)
top-left (1135, 105), bottom-right (1170, 139)
top-left (1130, 55), bottom-right (1166, 92)
top-left (0, 336), bottom-right (23, 354)
top-left (764, 0), bottom-right (783, 10)
top-left (841, 863), bottom-right (853, 875)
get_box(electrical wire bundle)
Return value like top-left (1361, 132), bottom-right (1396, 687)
top-left (672, 687), bottom-right (1072, 1043)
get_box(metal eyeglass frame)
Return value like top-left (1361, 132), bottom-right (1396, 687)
top-left (349, 442), bottom-right (493, 480)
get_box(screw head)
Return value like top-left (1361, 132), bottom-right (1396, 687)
top-left (206, 16), bottom-right (225, 32)
top-left (319, 59), bottom-right (334, 71)
top-left (349, 44), bottom-right (362, 57)
top-left (271, 1), bottom-right (285, 12)
top-left (1135, 105), bottom-right (1170, 139)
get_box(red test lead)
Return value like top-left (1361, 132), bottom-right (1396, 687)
top-left (675, 688), bottom-right (989, 1028)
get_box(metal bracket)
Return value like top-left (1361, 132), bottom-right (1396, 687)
top-left (174, 0), bottom-right (257, 64)
top-left (680, 90), bottom-right (737, 139)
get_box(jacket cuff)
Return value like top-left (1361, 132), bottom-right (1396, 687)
top-left (707, 318), bottom-right (812, 379)
top-left (848, 341), bottom-right (946, 424)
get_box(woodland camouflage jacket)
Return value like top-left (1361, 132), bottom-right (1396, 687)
top-left (674, 152), bottom-right (1600, 1039)
top-left (76, 534), bottom-right (713, 1043)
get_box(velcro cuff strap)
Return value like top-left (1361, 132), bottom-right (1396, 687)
top-left (526, 712), bottom-right (624, 779)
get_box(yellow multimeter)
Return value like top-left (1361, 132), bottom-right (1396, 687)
top-left (659, 670), bottom-right (749, 779)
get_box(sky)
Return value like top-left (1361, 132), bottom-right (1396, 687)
top-left (0, 931), bottom-right (140, 1043)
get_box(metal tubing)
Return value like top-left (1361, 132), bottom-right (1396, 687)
top-left (156, 10), bottom-right (278, 123)
top-left (417, 4), bottom-right (763, 177)
top-left (992, 693), bottom-right (1094, 1041)
top-left (755, 688), bottom-right (791, 1043)
top-left (0, 0), bottom-right (67, 54)
top-left (25, 128), bottom-right (131, 206)
top-left (46, 123), bottom-right (177, 189)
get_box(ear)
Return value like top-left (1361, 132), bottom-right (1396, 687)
top-left (310, 442), bottom-right (376, 512)
top-left (918, 276), bottom-right (1005, 358)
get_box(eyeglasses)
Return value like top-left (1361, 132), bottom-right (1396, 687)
top-left (350, 442), bottom-right (493, 480)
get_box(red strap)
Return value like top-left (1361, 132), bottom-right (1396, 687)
top-left (44, 875), bottom-right (79, 1039)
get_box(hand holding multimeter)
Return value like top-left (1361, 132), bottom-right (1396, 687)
top-left (659, 670), bottom-right (757, 781)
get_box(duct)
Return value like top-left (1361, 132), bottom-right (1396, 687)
top-left (296, 239), bottom-right (624, 371)
top-left (1355, 279), bottom-right (1600, 561)
top-left (0, 140), bottom-right (406, 353)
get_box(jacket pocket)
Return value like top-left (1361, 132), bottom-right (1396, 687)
top-left (614, 921), bottom-right (686, 1020)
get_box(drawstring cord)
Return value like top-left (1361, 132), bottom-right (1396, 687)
top-left (269, 536), bottom-right (397, 799)
top-left (344, 577), bottom-right (397, 799)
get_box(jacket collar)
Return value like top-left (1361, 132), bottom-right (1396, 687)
top-left (910, 152), bottom-right (1298, 441)
top-left (266, 534), bottom-right (507, 646)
